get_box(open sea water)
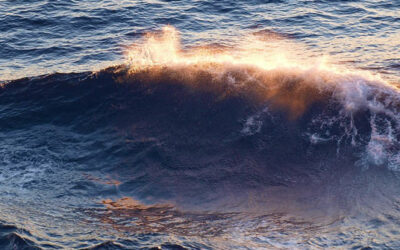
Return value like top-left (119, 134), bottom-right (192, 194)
top-left (0, 0), bottom-right (400, 249)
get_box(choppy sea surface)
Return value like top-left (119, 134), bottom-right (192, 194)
top-left (1, 0), bottom-right (400, 249)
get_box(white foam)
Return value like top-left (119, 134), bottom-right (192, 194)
top-left (242, 107), bottom-right (270, 136)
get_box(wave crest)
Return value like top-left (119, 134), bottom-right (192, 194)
top-left (122, 27), bottom-right (400, 169)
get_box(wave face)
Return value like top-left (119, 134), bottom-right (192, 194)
top-left (1, 58), bottom-right (400, 248)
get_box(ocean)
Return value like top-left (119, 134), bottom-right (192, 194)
top-left (0, 0), bottom-right (400, 249)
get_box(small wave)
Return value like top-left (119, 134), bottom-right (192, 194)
top-left (0, 224), bottom-right (39, 250)
top-left (85, 241), bottom-right (125, 250)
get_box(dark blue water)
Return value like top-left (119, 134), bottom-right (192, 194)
top-left (1, 1), bottom-right (400, 249)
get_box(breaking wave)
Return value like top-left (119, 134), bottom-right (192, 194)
top-left (1, 26), bottom-right (400, 249)
top-left (122, 26), bottom-right (400, 171)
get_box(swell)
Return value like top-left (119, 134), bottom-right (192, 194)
top-left (2, 63), bottom-right (400, 248)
